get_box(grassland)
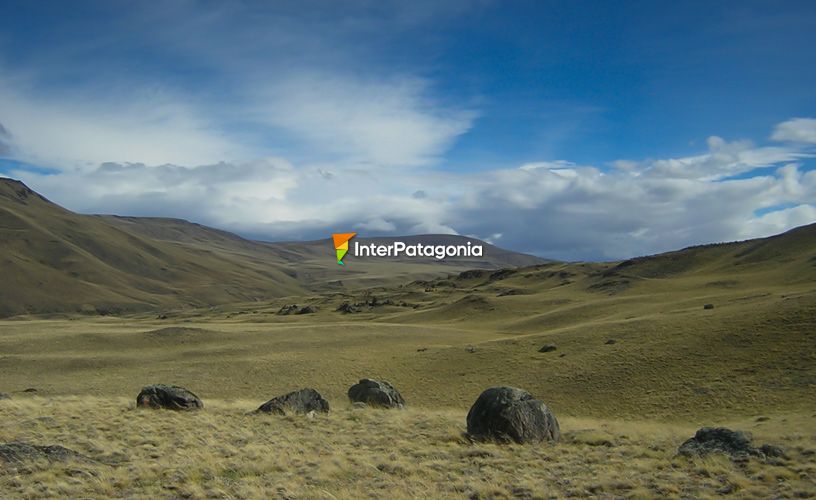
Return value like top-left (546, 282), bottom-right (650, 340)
top-left (1, 181), bottom-right (815, 497)
top-left (1, 397), bottom-right (814, 499)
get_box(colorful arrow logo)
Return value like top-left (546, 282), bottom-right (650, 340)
top-left (332, 232), bottom-right (356, 266)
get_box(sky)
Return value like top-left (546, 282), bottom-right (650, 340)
top-left (0, 0), bottom-right (814, 261)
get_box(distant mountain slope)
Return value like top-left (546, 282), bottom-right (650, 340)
top-left (0, 179), bottom-right (307, 316)
top-left (0, 178), bottom-right (547, 316)
top-left (603, 222), bottom-right (816, 282)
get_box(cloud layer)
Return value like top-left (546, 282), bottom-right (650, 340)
top-left (6, 120), bottom-right (815, 261)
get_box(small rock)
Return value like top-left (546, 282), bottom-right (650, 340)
top-left (136, 384), bottom-right (203, 410)
top-left (256, 388), bottom-right (329, 416)
top-left (296, 306), bottom-right (316, 315)
top-left (23, 388), bottom-right (37, 393)
top-left (539, 344), bottom-right (557, 353)
top-left (0, 442), bottom-right (94, 465)
top-left (336, 302), bottom-right (359, 314)
top-left (678, 427), bottom-right (782, 459)
top-left (466, 346), bottom-right (477, 353)
top-left (416, 347), bottom-right (428, 352)
top-left (277, 304), bottom-right (299, 315)
top-left (716, 484), bottom-right (736, 495)
top-left (605, 339), bottom-right (616, 345)
top-left (0, 393), bottom-right (10, 400)
top-left (703, 304), bottom-right (714, 310)
top-left (759, 444), bottom-right (787, 458)
top-left (347, 379), bottom-right (405, 409)
top-left (755, 416), bottom-right (770, 422)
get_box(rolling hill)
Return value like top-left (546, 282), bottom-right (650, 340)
top-left (0, 178), bottom-right (545, 316)
top-left (0, 181), bottom-right (814, 499)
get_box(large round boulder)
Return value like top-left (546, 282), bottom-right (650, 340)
top-left (466, 387), bottom-right (560, 444)
top-left (347, 379), bottom-right (405, 408)
top-left (136, 384), bottom-right (203, 410)
top-left (257, 388), bottom-right (330, 415)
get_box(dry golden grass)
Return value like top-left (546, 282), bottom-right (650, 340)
top-left (1, 397), bottom-right (814, 499)
top-left (1, 216), bottom-right (814, 497)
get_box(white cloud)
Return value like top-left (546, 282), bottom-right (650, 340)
top-left (0, 78), bottom-right (247, 168)
top-left (771, 117), bottom-right (816, 144)
top-left (629, 136), bottom-right (808, 180)
top-left (740, 204), bottom-right (816, 239)
top-left (354, 218), bottom-right (397, 232)
top-left (250, 73), bottom-right (476, 166)
top-left (6, 118), bottom-right (816, 261)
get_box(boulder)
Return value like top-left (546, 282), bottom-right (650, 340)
top-left (466, 387), bottom-right (560, 444)
top-left (347, 379), bottom-right (405, 408)
top-left (136, 384), bottom-right (203, 410)
top-left (538, 344), bottom-right (557, 353)
top-left (257, 388), bottom-right (329, 415)
top-left (678, 427), bottom-right (783, 459)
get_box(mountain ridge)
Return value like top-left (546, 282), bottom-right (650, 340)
top-left (0, 178), bottom-right (547, 316)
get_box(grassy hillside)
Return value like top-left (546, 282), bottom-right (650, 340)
top-left (0, 178), bottom-right (544, 316)
top-left (0, 187), bottom-right (814, 497)
top-left (1, 221), bottom-right (813, 420)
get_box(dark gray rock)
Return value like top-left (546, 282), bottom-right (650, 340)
top-left (0, 393), bottom-right (9, 400)
top-left (605, 339), bottom-right (617, 345)
top-left (0, 442), bottom-right (93, 465)
top-left (703, 303), bottom-right (715, 310)
top-left (23, 388), bottom-right (37, 393)
top-left (277, 304), bottom-right (299, 315)
top-left (538, 344), bottom-right (557, 353)
top-left (257, 388), bottom-right (329, 415)
top-left (678, 427), bottom-right (784, 459)
top-left (336, 302), bottom-right (360, 314)
top-left (136, 384), bottom-right (203, 410)
top-left (296, 306), bottom-right (316, 315)
top-left (347, 379), bottom-right (405, 408)
top-left (466, 387), bottom-right (560, 444)
top-left (759, 444), bottom-right (787, 458)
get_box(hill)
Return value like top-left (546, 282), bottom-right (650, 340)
top-left (0, 183), bottom-right (814, 498)
top-left (0, 178), bottom-right (546, 316)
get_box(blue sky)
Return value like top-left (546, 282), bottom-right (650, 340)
top-left (0, 0), bottom-right (814, 260)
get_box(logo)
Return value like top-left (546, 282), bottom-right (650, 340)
top-left (332, 232), bottom-right (484, 266)
top-left (332, 232), bottom-right (357, 266)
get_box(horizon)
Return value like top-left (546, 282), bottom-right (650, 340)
top-left (0, 1), bottom-right (815, 260)
top-left (4, 173), bottom-right (812, 265)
